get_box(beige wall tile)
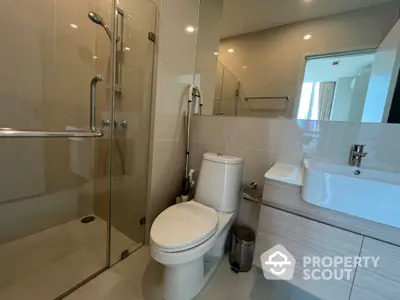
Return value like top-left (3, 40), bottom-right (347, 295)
top-left (324, 121), bottom-right (361, 164)
top-left (229, 117), bottom-right (270, 152)
top-left (148, 139), bottom-right (186, 224)
top-left (192, 115), bottom-right (229, 144)
top-left (357, 123), bottom-right (400, 171)
top-left (146, 0), bottom-right (200, 239)
top-left (236, 200), bottom-right (261, 233)
top-left (268, 118), bottom-right (304, 154)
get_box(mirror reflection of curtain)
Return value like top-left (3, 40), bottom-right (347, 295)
top-left (319, 82), bottom-right (336, 120)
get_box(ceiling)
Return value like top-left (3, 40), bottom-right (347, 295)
top-left (221, 0), bottom-right (395, 38)
top-left (303, 53), bottom-right (376, 82)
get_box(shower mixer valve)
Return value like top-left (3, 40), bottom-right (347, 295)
top-left (101, 120), bottom-right (128, 129)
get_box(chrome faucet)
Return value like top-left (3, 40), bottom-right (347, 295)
top-left (349, 144), bottom-right (367, 167)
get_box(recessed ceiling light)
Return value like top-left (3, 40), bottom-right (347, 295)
top-left (303, 34), bottom-right (312, 40)
top-left (228, 48), bottom-right (234, 53)
top-left (185, 26), bottom-right (195, 33)
top-left (213, 52), bottom-right (219, 56)
top-left (242, 66), bottom-right (247, 69)
top-left (93, 55), bottom-right (98, 59)
top-left (124, 47), bottom-right (131, 51)
top-left (70, 24), bottom-right (78, 29)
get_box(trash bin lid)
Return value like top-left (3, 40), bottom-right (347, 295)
top-left (233, 226), bottom-right (255, 245)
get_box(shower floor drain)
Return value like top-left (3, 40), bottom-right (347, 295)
top-left (80, 216), bottom-right (96, 224)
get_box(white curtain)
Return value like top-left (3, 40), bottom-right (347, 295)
top-left (318, 82), bottom-right (336, 120)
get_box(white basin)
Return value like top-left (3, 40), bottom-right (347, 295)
top-left (302, 159), bottom-right (400, 228)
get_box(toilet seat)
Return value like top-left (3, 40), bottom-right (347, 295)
top-left (150, 201), bottom-right (218, 253)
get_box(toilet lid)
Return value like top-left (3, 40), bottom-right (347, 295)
top-left (150, 201), bottom-right (218, 252)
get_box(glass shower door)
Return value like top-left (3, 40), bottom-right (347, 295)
top-left (0, 0), bottom-right (156, 296)
top-left (213, 62), bottom-right (240, 116)
top-left (108, 0), bottom-right (157, 264)
top-left (220, 67), bottom-right (240, 116)
top-left (0, 0), bottom-right (115, 298)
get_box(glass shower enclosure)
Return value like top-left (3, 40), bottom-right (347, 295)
top-left (0, 0), bottom-right (155, 299)
top-left (213, 61), bottom-right (241, 116)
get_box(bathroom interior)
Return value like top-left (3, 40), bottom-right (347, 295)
top-left (0, 0), bottom-right (400, 299)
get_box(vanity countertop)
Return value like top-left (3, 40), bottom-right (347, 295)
top-left (264, 163), bottom-right (302, 186)
top-left (261, 176), bottom-right (400, 248)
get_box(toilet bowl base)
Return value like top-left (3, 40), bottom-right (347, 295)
top-left (152, 211), bottom-right (236, 300)
top-left (162, 254), bottom-right (223, 300)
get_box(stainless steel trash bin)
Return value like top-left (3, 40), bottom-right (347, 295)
top-left (229, 226), bottom-right (255, 273)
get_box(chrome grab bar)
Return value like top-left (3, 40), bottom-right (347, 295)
top-left (0, 74), bottom-right (104, 139)
top-left (0, 128), bottom-right (103, 138)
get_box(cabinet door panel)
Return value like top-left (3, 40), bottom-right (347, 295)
top-left (256, 206), bottom-right (363, 300)
top-left (350, 238), bottom-right (400, 300)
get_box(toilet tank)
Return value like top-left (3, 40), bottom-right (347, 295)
top-left (195, 153), bottom-right (243, 213)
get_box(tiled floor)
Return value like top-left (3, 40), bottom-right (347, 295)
top-left (67, 246), bottom-right (319, 300)
top-left (0, 217), bottom-right (140, 300)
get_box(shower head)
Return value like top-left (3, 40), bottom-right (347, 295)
top-left (88, 11), bottom-right (112, 41)
top-left (88, 11), bottom-right (104, 26)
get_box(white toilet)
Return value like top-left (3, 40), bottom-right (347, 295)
top-left (150, 152), bottom-right (243, 300)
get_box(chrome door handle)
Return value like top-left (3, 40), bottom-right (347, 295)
top-left (0, 75), bottom-right (105, 139)
top-left (90, 74), bottom-right (104, 132)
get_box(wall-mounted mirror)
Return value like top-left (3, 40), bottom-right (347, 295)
top-left (194, 0), bottom-right (400, 123)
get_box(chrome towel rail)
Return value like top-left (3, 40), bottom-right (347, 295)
top-left (244, 96), bottom-right (291, 101)
top-left (0, 128), bottom-right (103, 138)
top-left (244, 96), bottom-right (291, 112)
